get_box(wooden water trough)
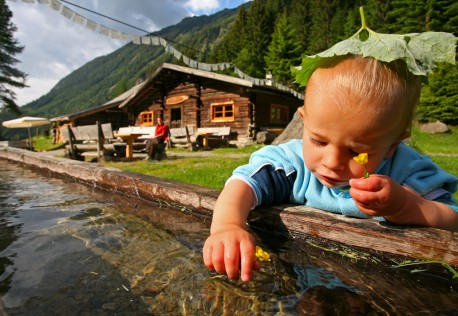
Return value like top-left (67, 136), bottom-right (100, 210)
top-left (0, 146), bottom-right (456, 267)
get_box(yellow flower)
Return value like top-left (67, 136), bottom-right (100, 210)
top-left (353, 153), bottom-right (368, 165)
top-left (353, 153), bottom-right (369, 179)
top-left (255, 246), bottom-right (271, 262)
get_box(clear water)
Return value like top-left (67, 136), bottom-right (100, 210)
top-left (0, 162), bottom-right (457, 315)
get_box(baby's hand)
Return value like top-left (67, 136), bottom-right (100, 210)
top-left (349, 175), bottom-right (408, 218)
top-left (202, 224), bottom-right (259, 282)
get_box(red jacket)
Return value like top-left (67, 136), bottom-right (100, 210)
top-left (155, 123), bottom-right (169, 141)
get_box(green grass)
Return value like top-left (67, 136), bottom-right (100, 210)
top-left (32, 135), bottom-right (65, 152)
top-left (103, 145), bottom-right (263, 189)
top-left (407, 124), bottom-right (458, 200)
top-left (107, 156), bottom-right (250, 189)
top-left (409, 125), bottom-right (458, 180)
top-left (409, 125), bottom-right (458, 155)
top-left (33, 128), bottom-right (458, 199)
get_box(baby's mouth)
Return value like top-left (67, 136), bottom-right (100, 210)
top-left (316, 173), bottom-right (348, 187)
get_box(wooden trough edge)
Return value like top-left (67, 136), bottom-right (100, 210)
top-left (1, 146), bottom-right (457, 266)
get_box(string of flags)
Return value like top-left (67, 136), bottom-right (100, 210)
top-left (10, 0), bottom-right (304, 99)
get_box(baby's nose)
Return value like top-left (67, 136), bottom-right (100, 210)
top-left (322, 150), bottom-right (345, 171)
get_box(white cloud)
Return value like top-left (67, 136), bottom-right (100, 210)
top-left (6, 0), bottom-right (250, 107)
top-left (20, 77), bottom-right (59, 104)
top-left (9, 1), bottom-right (123, 106)
top-left (185, 0), bottom-right (220, 14)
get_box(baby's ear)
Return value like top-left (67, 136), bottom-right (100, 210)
top-left (298, 106), bottom-right (305, 119)
top-left (385, 131), bottom-right (410, 159)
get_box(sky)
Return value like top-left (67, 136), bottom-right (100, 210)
top-left (7, 0), bottom-right (250, 107)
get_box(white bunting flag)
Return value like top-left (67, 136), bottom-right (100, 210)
top-left (85, 19), bottom-right (97, 31)
top-left (132, 36), bottom-right (140, 44)
top-left (49, 0), bottom-right (62, 11)
top-left (73, 13), bottom-right (85, 25)
top-left (141, 36), bottom-right (151, 45)
top-left (61, 6), bottom-right (74, 19)
top-left (99, 25), bottom-right (110, 36)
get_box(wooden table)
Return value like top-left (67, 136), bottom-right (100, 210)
top-left (114, 133), bottom-right (142, 158)
top-left (196, 132), bottom-right (213, 150)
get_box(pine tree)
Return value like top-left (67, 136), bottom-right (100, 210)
top-left (386, 0), bottom-right (428, 33)
top-left (424, 0), bottom-right (458, 126)
top-left (307, 0), bottom-right (338, 53)
top-left (342, 6), bottom-right (360, 38)
top-left (418, 63), bottom-right (458, 125)
top-left (234, 0), bottom-right (275, 77)
top-left (209, 5), bottom-right (249, 63)
top-left (362, 0), bottom-right (392, 33)
top-left (289, 0), bottom-right (311, 53)
top-left (425, 0), bottom-right (458, 32)
top-left (441, 0), bottom-right (458, 32)
top-left (264, 11), bottom-right (302, 87)
top-left (0, 0), bottom-right (27, 115)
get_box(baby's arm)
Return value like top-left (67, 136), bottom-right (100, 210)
top-left (202, 179), bottom-right (259, 282)
top-left (350, 175), bottom-right (458, 231)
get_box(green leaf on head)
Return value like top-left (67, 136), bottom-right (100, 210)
top-left (292, 7), bottom-right (457, 86)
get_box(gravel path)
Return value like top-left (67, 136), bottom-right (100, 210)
top-left (40, 148), bottom-right (252, 159)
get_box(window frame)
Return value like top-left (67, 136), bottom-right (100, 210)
top-left (139, 111), bottom-right (154, 126)
top-left (210, 101), bottom-right (235, 122)
top-left (270, 104), bottom-right (289, 124)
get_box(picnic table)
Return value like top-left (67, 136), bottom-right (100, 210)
top-left (195, 131), bottom-right (213, 150)
top-left (114, 133), bottom-right (143, 159)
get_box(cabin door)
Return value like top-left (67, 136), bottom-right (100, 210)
top-left (170, 107), bottom-right (182, 128)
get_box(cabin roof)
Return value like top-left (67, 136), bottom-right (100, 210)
top-left (50, 83), bottom-right (143, 122)
top-left (50, 63), bottom-right (303, 122)
top-left (119, 63), bottom-right (303, 111)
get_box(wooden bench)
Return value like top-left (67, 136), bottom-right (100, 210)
top-left (197, 127), bottom-right (231, 149)
top-left (169, 126), bottom-right (231, 150)
top-left (169, 126), bottom-right (197, 150)
top-left (5, 140), bottom-right (29, 149)
top-left (62, 122), bottom-right (126, 161)
top-left (197, 126), bottom-right (231, 138)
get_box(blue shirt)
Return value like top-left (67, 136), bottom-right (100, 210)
top-left (229, 140), bottom-right (458, 219)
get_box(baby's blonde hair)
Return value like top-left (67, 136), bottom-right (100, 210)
top-left (307, 55), bottom-right (422, 133)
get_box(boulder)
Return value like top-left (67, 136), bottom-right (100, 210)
top-left (272, 110), bottom-right (303, 145)
top-left (419, 121), bottom-right (450, 134)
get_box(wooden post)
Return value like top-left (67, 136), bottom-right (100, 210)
top-left (66, 125), bottom-right (77, 159)
top-left (96, 121), bottom-right (104, 162)
top-left (185, 126), bottom-right (193, 151)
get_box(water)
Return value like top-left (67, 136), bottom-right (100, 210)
top-left (0, 162), bottom-right (457, 315)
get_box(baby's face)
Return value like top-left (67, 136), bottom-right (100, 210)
top-left (299, 83), bottom-right (407, 188)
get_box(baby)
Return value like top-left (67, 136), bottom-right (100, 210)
top-left (203, 55), bottom-right (458, 282)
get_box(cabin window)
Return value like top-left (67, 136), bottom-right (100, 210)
top-left (211, 101), bottom-right (234, 122)
top-left (270, 104), bottom-right (289, 123)
top-left (139, 111), bottom-right (154, 126)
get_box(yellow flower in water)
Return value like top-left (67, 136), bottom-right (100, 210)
top-left (255, 246), bottom-right (271, 262)
top-left (353, 153), bottom-right (368, 165)
top-left (353, 153), bottom-right (369, 179)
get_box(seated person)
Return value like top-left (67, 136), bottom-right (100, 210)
top-left (145, 117), bottom-right (169, 160)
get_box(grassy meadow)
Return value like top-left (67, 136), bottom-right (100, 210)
top-left (33, 125), bottom-right (457, 199)
top-left (103, 146), bottom-right (261, 190)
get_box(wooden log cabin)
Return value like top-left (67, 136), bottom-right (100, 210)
top-left (50, 83), bottom-right (143, 144)
top-left (118, 63), bottom-right (304, 146)
top-left (50, 63), bottom-right (304, 146)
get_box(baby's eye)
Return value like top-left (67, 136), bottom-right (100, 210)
top-left (310, 138), bottom-right (326, 146)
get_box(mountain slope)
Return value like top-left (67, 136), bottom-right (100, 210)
top-left (22, 7), bottom-right (242, 118)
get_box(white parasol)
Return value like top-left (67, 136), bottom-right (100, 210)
top-left (2, 116), bottom-right (50, 150)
